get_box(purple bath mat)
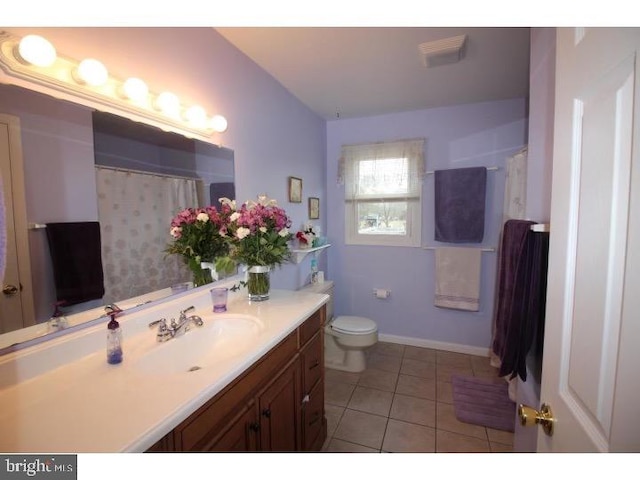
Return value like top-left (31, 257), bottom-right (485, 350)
top-left (451, 375), bottom-right (516, 432)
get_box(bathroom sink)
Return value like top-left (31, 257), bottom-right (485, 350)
top-left (132, 314), bottom-right (263, 375)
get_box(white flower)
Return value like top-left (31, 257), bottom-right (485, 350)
top-left (230, 212), bottom-right (241, 222)
top-left (278, 227), bottom-right (290, 237)
top-left (259, 226), bottom-right (267, 233)
top-left (196, 212), bottom-right (209, 222)
top-left (170, 226), bottom-right (182, 238)
top-left (219, 197), bottom-right (236, 210)
top-left (218, 229), bottom-right (227, 237)
top-left (256, 194), bottom-right (278, 207)
top-left (236, 227), bottom-right (251, 239)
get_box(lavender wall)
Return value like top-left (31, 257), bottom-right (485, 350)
top-left (326, 99), bottom-right (528, 351)
top-left (4, 27), bottom-right (327, 291)
top-left (0, 84), bottom-right (98, 321)
top-left (526, 28), bottom-right (556, 223)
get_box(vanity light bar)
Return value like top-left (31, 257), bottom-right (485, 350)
top-left (0, 31), bottom-right (228, 138)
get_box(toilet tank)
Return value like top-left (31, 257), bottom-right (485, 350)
top-left (299, 281), bottom-right (334, 321)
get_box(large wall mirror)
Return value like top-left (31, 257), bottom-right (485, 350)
top-left (0, 83), bottom-right (235, 351)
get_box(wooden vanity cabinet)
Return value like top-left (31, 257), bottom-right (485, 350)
top-left (145, 305), bottom-right (326, 453)
top-left (256, 358), bottom-right (301, 451)
top-left (299, 326), bottom-right (326, 451)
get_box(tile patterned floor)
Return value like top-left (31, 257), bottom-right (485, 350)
top-left (322, 342), bottom-right (514, 453)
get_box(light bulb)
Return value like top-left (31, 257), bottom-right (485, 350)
top-left (210, 115), bottom-right (228, 133)
top-left (74, 58), bottom-right (108, 86)
top-left (184, 105), bottom-right (207, 128)
top-left (121, 77), bottom-right (149, 103)
top-left (155, 91), bottom-right (181, 118)
top-left (16, 34), bottom-right (56, 67)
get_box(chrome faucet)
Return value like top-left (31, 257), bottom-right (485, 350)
top-left (148, 306), bottom-right (203, 342)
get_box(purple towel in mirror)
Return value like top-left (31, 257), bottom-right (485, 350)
top-left (46, 221), bottom-right (105, 306)
top-left (434, 167), bottom-right (487, 243)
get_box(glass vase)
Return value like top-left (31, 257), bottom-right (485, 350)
top-left (247, 265), bottom-right (271, 301)
top-left (189, 259), bottom-right (213, 287)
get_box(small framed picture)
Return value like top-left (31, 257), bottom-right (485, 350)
top-left (308, 197), bottom-right (320, 219)
top-left (288, 176), bottom-right (302, 203)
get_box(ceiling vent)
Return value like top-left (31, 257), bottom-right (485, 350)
top-left (418, 34), bottom-right (467, 67)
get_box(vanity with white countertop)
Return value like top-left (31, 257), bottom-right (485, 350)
top-left (0, 280), bottom-right (328, 453)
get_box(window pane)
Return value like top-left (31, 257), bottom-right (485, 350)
top-left (358, 158), bottom-right (408, 196)
top-left (357, 201), bottom-right (407, 235)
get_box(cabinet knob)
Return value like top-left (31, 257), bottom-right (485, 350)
top-left (262, 408), bottom-right (271, 418)
top-left (249, 422), bottom-right (260, 432)
top-left (301, 394), bottom-right (310, 405)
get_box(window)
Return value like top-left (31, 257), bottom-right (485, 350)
top-left (340, 139), bottom-right (424, 247)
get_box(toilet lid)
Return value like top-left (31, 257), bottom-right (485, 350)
top-left (332, 316), bottom-right (377, 335)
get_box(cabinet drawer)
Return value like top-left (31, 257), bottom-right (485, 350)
top-left (301, 332), bottom-right (322, 393)
top-left (299, 306), bottom-right (324, 347)
top-left (302, 379), bottom-right (325, 451)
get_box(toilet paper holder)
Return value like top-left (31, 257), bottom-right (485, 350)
top-left (373, 289), bottom-right (390, 299)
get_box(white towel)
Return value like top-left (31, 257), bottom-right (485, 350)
top-left (435, 247), bottom-right (482, 311)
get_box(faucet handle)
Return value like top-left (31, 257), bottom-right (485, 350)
top-left (178, 306), bottom-right (195, 322)
top-left (148, 318), bottom-right (167, 329)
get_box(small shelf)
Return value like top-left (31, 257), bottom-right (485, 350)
top-left (290, 244), bottom-right (331, 264)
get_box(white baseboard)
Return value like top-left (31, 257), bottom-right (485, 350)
top-left (377, 333), bottom-right (490, 358)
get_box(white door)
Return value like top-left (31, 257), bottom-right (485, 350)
top-left (0, 117), bottom-right (25, 332)
top-left (538, 28), bottom-right (640, 452)
top-left (0, 114), bottom-right (34, 334)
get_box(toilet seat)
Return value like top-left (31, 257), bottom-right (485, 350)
top-left (331, 316), bottom-right (377, 335)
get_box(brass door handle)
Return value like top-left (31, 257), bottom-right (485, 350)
top-left (518, 403), bottom-right (555, 436)
top-left (2, 284), bottom-right (19, 296)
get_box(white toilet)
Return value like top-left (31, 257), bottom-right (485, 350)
top-left (300, 281), bottom-right (378, 373)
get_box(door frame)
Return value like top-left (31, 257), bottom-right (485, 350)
top-left (1, 113), bottom-right (35, 330)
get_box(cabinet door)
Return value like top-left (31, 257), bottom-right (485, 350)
top-left (258, 359), bottom-right (301, 451)
top-left (206, 407), bottom-right (259, 452)
top-left (302, 379), bottom-right (325, 451)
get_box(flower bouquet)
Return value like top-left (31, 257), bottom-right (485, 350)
top-left (222, 195), bottom-right (293, 301)
top-left (166, 206), bottom-right (234, 287)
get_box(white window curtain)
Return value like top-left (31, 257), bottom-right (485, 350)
top-left (95, 167), bottom-right (200, 304)
top-left (339, 139), bottom-right (425, 193)
top-left (339, 138), bottom-right (425, 246)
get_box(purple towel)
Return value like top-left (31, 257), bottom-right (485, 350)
top-left (434, 167), bottom-right (487, 243)
top-left (46, 222), bottom-right (105, 306)
top-left (492, 220), bottom-right (534, 366)
top-left (209, 182), bottom-right (236, 207)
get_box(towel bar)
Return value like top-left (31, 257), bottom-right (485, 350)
top-left (422, 246), bottom-right (495, 252)
top-left (530, 223), bottom-right (550, 232)
top-left (425, 166), bottom-right (499, 175)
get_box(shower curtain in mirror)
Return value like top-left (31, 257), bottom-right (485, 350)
top-left (95, 167), bottom-right (199, 304)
